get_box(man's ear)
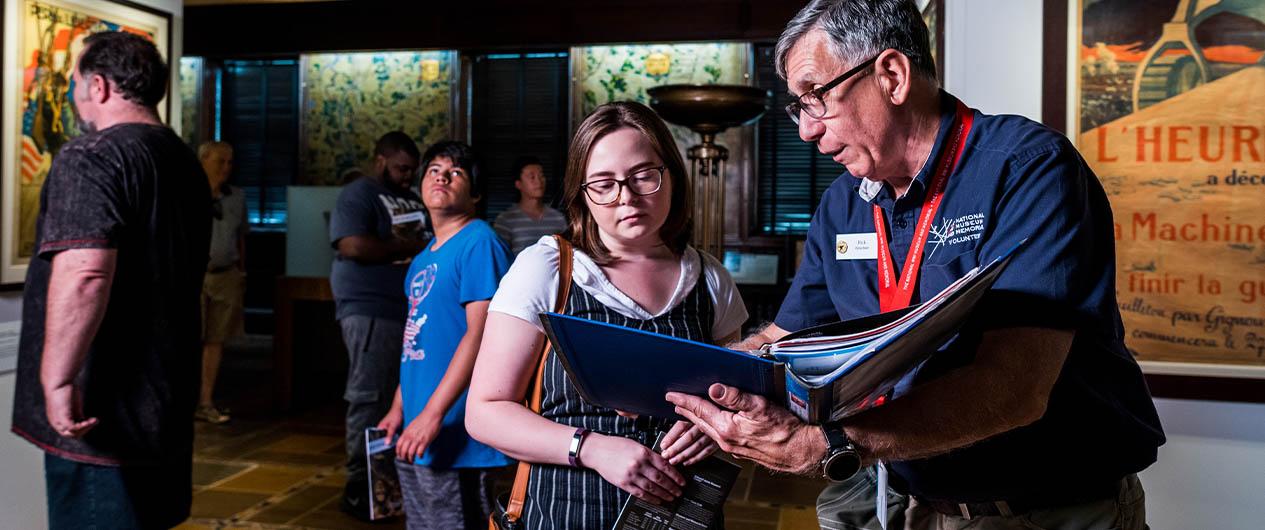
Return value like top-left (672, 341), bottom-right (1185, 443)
top-left (873, 48), bottom-right (914, 106)
top-left (89, 73), bottom-right (111, 104)
top-left (372, 154), bottom-right (386, 174)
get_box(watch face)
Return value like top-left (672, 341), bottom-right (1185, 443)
top-left (825, 449), bottom-right (862, 482)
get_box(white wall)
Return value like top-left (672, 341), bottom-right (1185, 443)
top-left (0, 1), bottom-right (183, 526)
top-left (943, 0), bottom-right (1043, 121)
top-left (944, 2), bottom-right (1265, 529)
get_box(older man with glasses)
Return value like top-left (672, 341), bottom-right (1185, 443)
top-left (667, 1), bottom-right (1164, 529)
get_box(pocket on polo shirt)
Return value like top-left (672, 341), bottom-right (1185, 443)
top-left (921, 247), bottom-right (978, 289)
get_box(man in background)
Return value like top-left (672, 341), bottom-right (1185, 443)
top-left (10, 32), bottom-right (210, 529)
top-left (492, 155), bottom-right (566, 255)
top-left (329, 131), bottom-right (430, 520)
top-left (196, 140), bottom-right (248, 425)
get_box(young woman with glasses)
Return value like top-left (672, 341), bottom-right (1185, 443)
top-left (466, 101), bottom-right (749, 529)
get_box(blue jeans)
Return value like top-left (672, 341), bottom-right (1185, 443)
top-left (340, 315), bottom-right (404, 484)
top-left (45, 452), bottom-right (190, 530)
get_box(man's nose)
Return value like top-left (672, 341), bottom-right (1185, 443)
top-left (798, 112), bottom-right (825, 143)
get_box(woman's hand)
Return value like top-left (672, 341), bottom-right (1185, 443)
top-left (395, 413), bottom-right (442, 462)
top-left (659, 420), bottom-right (718, 466)
top-left (583, 433), bottom-right (685, 504)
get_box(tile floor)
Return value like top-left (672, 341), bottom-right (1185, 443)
top-left (174, 336), bottom-right (827, 529)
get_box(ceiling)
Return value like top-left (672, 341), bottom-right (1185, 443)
top-left (183, 0), bottom-right (343, 6)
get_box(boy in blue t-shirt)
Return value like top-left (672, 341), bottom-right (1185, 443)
top-left (377, 141), bottom-right (510, 530)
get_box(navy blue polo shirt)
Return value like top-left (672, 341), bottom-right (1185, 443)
top-left (777, 92), bottom-right (1165, 502)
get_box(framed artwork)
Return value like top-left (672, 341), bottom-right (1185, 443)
top-left (1046, 0), bottom-right (1265, 385)
top-left (569, 42), bottom-right (753, 162)
top-left (298, 51), bottom-right (457, 186)
top-left (178, 56), bottom-right (204, 148)
top-left (917, 0), bottom-right (945, 81)
top-left (1, 0), bottom-right (172, 284)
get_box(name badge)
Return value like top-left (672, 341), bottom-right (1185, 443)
top-left (835, 233), bottom-right (878, 260)
top-left (392, 211), bottom-right (425, 225)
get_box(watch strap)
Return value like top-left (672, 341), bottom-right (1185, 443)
top-left (822, 422), bottom-right (849, 451)
top-left (568, 427), bottom-right (590, 467)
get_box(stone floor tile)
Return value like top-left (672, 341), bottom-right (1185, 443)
top-left (291, 505), bottom-right (406, 529)
top-left (192, 461), bottom-right (251, 487)
top-left (264, 433), bottom-right (343, 455)
top-left (313, 469), bottom-right (347, 487)
top-left (726, 521), bottom-right (779, 530)
top-left (726, 501), bottom-right (784, 523)
top-left (240, 449), bottom-right (343, 467)
top-left (189, 490), bottom-right (269, 519)
top-left (246, 484), bottom-right (341, 524)
top-left (778, 505), bottom-right (820, 529)
top-left (747, 467), bottom-right (827, 507)
top-left (215, 465), bottom-right (314, 494)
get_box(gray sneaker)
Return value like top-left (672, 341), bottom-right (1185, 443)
top-left (195, 405), bottom-right (230, 424)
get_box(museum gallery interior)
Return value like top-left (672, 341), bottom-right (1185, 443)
top-left (0, 0), bottom-right (1263, 529)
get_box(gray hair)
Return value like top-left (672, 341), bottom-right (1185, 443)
top-left (775, 0), bottom-right (936, 83)
top-left (197, 140), bottom-right (232, 160)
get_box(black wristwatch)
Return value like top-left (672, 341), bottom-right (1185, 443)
top-left (819, 423), bottom-right (862, 482)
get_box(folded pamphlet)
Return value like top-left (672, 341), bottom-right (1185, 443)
top-left (539, 241), bottom-right (1023, 423)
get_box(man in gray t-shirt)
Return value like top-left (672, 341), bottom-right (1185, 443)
top-left (328, 131), bottom-right (430, 520)
top-left (198, 141), bottom-right (247, 425)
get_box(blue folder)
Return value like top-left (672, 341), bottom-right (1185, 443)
top-left (539, 315), bottom-right (781, 421)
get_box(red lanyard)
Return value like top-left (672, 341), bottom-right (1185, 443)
top-left (873, 102), bottom-right (974, 313)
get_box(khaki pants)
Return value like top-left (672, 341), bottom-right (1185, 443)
top-left (201, 269), bottom-right (245, 342)
top-left (906, 474), bottom-right (1146, 530)
top-left (817, 473), bottom-right (1147, 530)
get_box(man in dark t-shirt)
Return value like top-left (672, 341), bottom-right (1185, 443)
top-left (328, 131), bottom-right (431, 519)
top-left (10, 32), bottom-right (210, 529)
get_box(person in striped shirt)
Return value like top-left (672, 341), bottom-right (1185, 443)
top-left (493, 156), bottom-right (567, 255)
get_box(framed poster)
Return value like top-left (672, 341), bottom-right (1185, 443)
top-left (298, 50), bottom-right (457, 186)
top-left (569, 42), bottom-right (753, 160)
top-left (917, 0), bottom-right (945, 81)
top-left (1, 0), bottom-right (171, 284)
top-left (1057, 0), bottom-right (1265, 380)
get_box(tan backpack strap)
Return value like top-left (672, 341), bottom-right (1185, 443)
top-left (503, 235), bottom-right (574, 524)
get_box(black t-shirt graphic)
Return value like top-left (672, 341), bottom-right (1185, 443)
top-left (11, 123), bottom-right (211, 468)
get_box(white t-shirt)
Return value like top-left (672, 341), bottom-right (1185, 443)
top-left (488, 236), bottom-right (749, 342)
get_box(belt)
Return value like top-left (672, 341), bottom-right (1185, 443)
top-left (207, 265), bottom-right (236, 274)
top-left (918, 479), bottom-right (1121, 519)
top-left (921, 498), bottom-right (1028, 519)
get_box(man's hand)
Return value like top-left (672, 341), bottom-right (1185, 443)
top-left (41, 248), bottom-right (114, 440)
top-left (43, 383), bottom-right (97, 438)
top-left (667, 383), bottom-right (825, 475)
